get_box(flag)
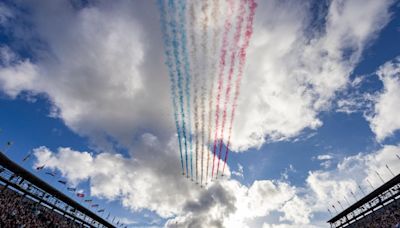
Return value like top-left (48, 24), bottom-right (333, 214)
top-left (36, 165), bottom-right (45, 170)
top-left (84, 199), bottom-right (93, 203)
top-left (76, 193), bottom-right (85, 198)
top-left (6, 141), bottom-right (13, 146)
top-left (91, 204), bottom-right (99, 208)
top-left (22, 153), bottom-right (32, 162)
top-left (45, 171), bottom-right (56, 177)
top-left (98, 209), bottom-right (105, 213)
top-left (67, 187), bottom-right (76, 192)
top-left (106, 212), bottom-right (110, 220)
top-left (58, 180), bottom-right (67, 185)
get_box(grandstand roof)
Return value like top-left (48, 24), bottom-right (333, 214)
top-left (327, 173), bottom-right (400, 223)
top-left (0, 151), bottom-right (114, 228)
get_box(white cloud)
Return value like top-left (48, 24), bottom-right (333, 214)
top-left (32, 141), bottom-right (400, 227)
top-left (0, 0), bottom-right (395, 153)
top-left (34, 135), bottom-right (207, 218)
top-left (279, 196), bottom-right (312, 224)
top-left (315, 154), bottom-right (334, 169)
top-left (306, 144), bottom-right (400, 213)
top-left (0, 46), bottom-right (39, 97)
top-left (0, 1), bottom-right (172, 150)
top-left (230, 0), bottom-right (394, 151)
top-left (368, 56), bottom-right (400, 141)
top-left (33, 142), bottom-right (308, 227)
top-left (281, 164), bottom-right (296, 181)
top-left (231, 163), bottom-right (244, 178)
top-left (316, 154), bottom-right (333, 160)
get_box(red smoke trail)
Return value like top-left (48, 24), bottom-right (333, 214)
top-left (211, 0), bottom-right (235, 179)
top-left (205, 0), bottom-right (220, 185)
top-left (216, 0), bottom-right (246, 176)
top-left (222, 0), bottom-right (257, 176)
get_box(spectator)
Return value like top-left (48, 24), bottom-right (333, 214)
top-left (0, 187), bottom-right (81, 228)
top-left (346, 199), bottom-right (400, 227)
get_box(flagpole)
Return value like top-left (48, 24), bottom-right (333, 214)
top-left (331, 204), bottom-right (338, 213)
top-left (350, 191), bottom-right (358, 202)
top-left (386, 164), bottom-right (395, 177)
top-left (344, 196), bottom-right (351, 206)
top-left (375, 171), bottom-right (385, 184)
top-left (337, 200), bottom-right (344, 210)
top-left (327, 208), bottom-right (332, 216)
top-left (366, 179), bottom-right (374, 191)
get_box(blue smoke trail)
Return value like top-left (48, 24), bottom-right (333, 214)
top-left (168, 0), bottom-right (189, 177)
top-left (177, 0), bottom-right (193, 180)
top-left (157, 0), bottom-right (184, 174)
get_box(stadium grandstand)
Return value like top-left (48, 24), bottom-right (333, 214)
top-left (0, 151), bottom-right (115, 228)
top-left (327, 173), bottom-right (400, 227)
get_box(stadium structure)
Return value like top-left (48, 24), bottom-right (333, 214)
top-left (0, 151), bottom-right (115, 228)
top-left (327, 173), bottom-right (400, 227)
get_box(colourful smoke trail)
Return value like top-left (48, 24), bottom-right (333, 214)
top-left (157, 0), bottom-right (184, 174)
top-left (158, 0), bottom-right (257, 182)
top-left (200, 0), bottom-right (209, 187)
top-left (189, 0), bottom-right (199, 181)
top-left (211, 0), bottom-right (235, 179)
top-left (216, 0), bottom-right (246, 176)
top-left (222, 0), bottom-right (257, 176)
top-left (178, 0), bottom-right (193, 179)
top-left (168, 0), bottom-right (189, 177)
top-left (206, 0), bottom-right (221, 185)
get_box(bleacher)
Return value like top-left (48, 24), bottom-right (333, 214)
top-left (327, 173), bottom-right (400, 227)
top-left (0, 151), bottom-right (115, 228)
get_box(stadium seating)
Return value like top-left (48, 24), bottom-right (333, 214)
top-left (346, 199), bottom-right (400, 228)
top-left (0, 186), bottom-right (82, 227)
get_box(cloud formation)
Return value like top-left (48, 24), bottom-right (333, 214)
top-left (368, 56), bottom-right (400, 141)
top-left (0, 0), bottom-right (395, 152)
top-left (33, 141), bottom-right (400, 227)
top-left (231, 0), bottom-right (394, 150)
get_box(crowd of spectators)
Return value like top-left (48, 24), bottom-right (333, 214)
top-left (0, 185), bottom-right (82, 228)
top-left (347, 198), bottom-right (400, 228)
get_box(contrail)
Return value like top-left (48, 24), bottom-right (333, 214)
top-left (157, 0), bottom-right (184, 174)
top-left (168, 0), bottom-right (189, 177)
top-left (178, 0), bottom-right (193, 179)
top-left (189, 0), bottom-right (199, 181)
top-left (200, 0), bottom-right (209, 187)
top-left (222, 0), bottom-right (257, 176)
top-left (216, 0), bottom-right (246, 176)
top-left (211, 0), bottom-right (235, 179)
top-left (206, 0), bottom-right (220, 185)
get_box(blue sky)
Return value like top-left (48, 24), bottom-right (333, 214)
top-left (1, 0), bottom-right (400, 227)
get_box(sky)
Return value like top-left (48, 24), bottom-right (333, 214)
top-left (0, 0), bottom-right (400, 227)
